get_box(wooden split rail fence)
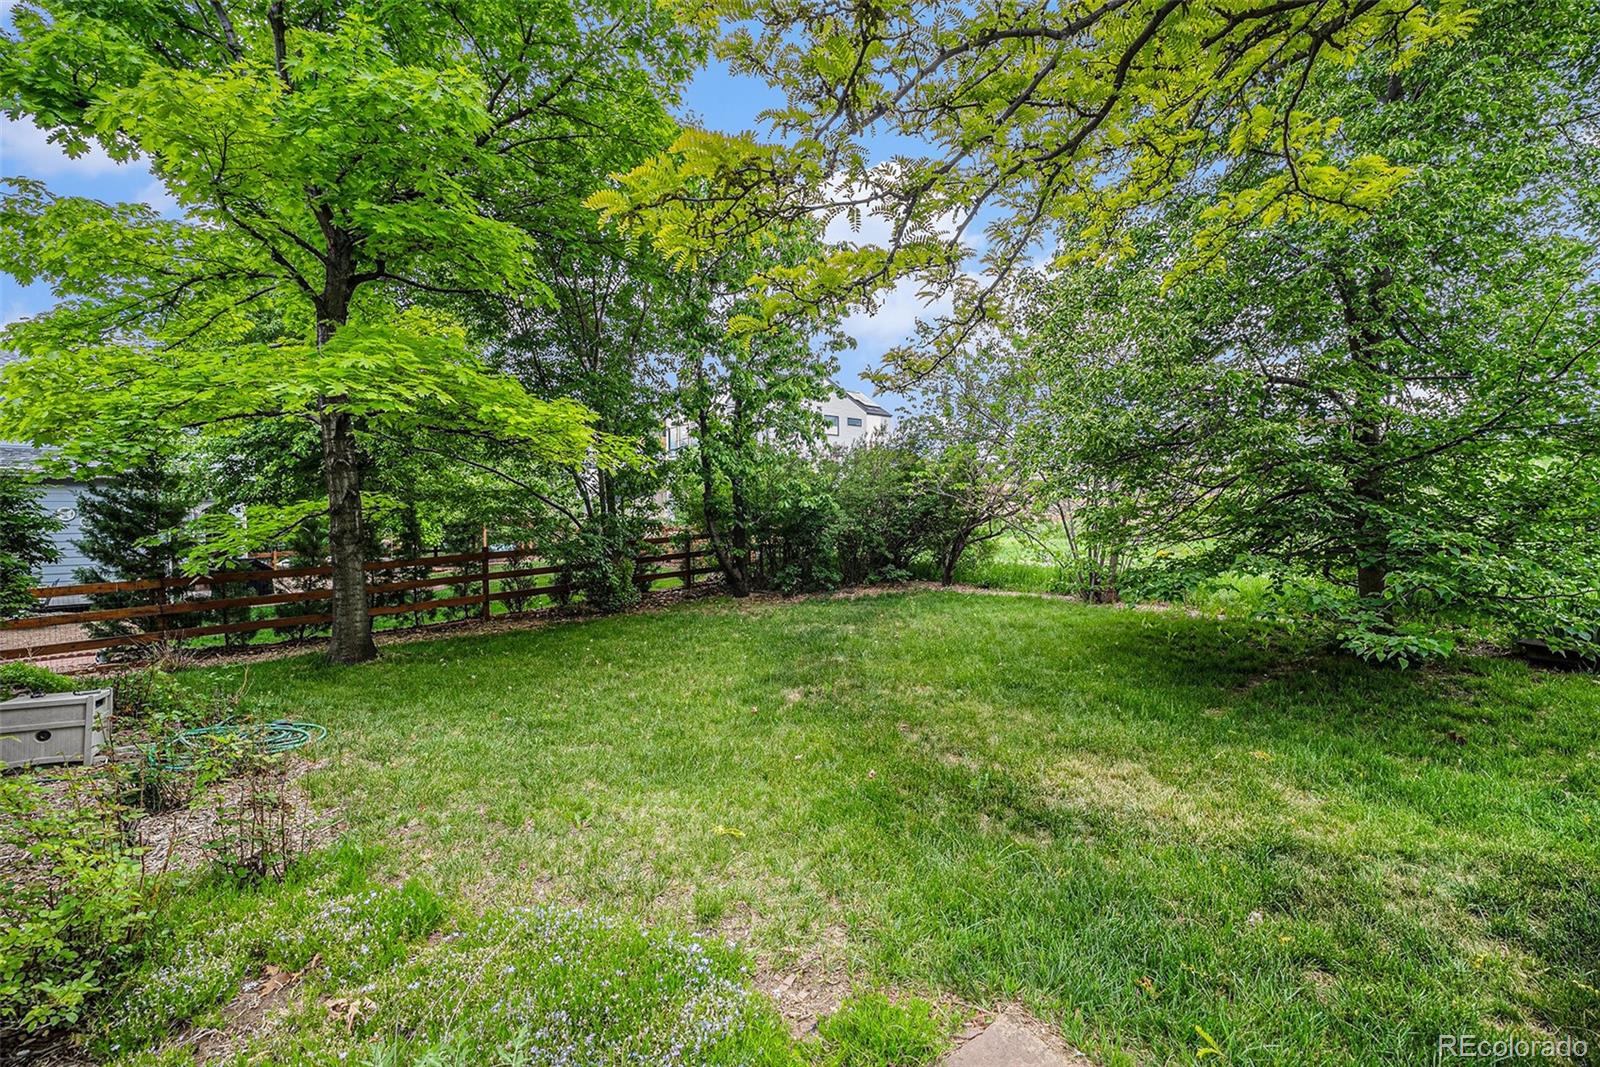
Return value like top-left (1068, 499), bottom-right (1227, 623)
top-left (1, 533), bottom-right (718, 663)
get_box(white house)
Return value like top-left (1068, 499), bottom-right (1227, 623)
top-left (817, 385), bottom-right (894, 447)
top-left (663, 382), bottom-right (894, 456)
top-left (0, 442), bottom-right (100, 592)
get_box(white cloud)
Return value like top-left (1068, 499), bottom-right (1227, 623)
top-left (840, 277), bottom-right (954, 353)
top-left (1, 116), bottom-right (177, 216)
top-left (823, 203), bottom-right (896, 248)
top-left (1, 115), bottom-right (125, 178)
top-left (133, 176), bottom-right (180, 217)
top-left (817, 166), bottom-right (989, 260)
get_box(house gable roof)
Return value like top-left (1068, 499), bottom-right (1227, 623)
top-left (829, 381), bottom-right (893, 418)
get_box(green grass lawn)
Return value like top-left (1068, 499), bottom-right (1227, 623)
top-left (109, 589), bottom-right (1598, 1065)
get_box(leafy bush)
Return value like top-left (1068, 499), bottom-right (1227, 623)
top-left (204, 755), bottom-right (324, 881)
top-left (1115, 554), bottom-right (1207, 604)
top-left (0, 772), bottom-right (148, 1037)
top-left (1250, 575), bottom-right (1461, 667)
top-left (553, 519), bottom-right (644, 613)
top-left (0, 662), bottom-right (74, 698)
top-left (1335, 617), bottom-right (1456, 667)
top-left (750, 455), bottom-right (842, 594)
top-left (1185, 572), bottom-right (1277, 615)
top-left (103, 665), bottom-right (194, 729)
top-left (834, 440), bottom-right (935, 585)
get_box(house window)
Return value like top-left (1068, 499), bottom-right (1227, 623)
top-left (847, 417), bottom-right (863, 427)
top-left (825, 415), bottom-right (840, 435)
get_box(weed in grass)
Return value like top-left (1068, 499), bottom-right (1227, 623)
top-left (257, 904), bottom-right (804, 1066)
top-left (694, 885), bottom-right (735, 927)
top-left (91, 845), bottom-right (443, 1059)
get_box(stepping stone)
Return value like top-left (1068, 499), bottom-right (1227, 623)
top-left (943, 1013), bottom-right (1093, 1067)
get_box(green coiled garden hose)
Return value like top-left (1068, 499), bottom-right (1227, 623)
top-left (144, 720), bottom-right (326, 771)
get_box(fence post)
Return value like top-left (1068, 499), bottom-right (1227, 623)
top-left (684, 536), bottom-right (693, 591)
top-left (480, 526), bottom-right (491, 622)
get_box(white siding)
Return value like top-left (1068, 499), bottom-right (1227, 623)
top-left (816, 392), bottom-right (891, 448)
top-left (34, 482), bottom-right (95, 590)
top-left (661, 384), bottom-right (894, 456)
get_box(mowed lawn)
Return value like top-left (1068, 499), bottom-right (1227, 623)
top-left (186, 589), bottom-right (1598, 1064)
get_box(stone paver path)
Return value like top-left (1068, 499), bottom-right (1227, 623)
top-left (943, 1013), bottom-right (1095, 1067)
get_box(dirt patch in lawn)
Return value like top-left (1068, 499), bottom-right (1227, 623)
top-left (756, 956), bottom-right (853, 1038)
top-left (155, 957), bottom-right (317, 1064)
top-left (744, 920), bottom-right (854, 1038)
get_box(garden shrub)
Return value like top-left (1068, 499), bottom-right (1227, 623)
top-left (1186, 572), bottom-right (1277, 615)
top-left (0, 772), bottom-right (148, 1038)
top-left (0, 474), bottom-right (61, 621)
top-left (751, 457), bottom-right (842, 594)
top-left (102, 665), bottom-right (194, 729)
top-left (553, 519), bottom-right (645, 613)
top-left (0, 662), bottom-right (74, 698)
top-left (1118, 554), bottom-right (1211, 604)
top-left (834, 440), bottom-right (936, 585)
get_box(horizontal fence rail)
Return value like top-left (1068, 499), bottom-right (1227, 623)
top-left (3, 533), bottom-right (721, 663)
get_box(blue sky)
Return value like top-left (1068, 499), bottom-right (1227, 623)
top-left (0, 57), bottom-right (926, 408)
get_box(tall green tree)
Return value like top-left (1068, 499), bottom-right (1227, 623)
top-left (593, 159), bottom-right (845, 594)
top-left (675, 231), bottom-right (842, 597)
top-left (73, 456), bottom-right (198, 639)
top-left (1023, 0), bottom-right (1600, 660)
top-left (899, 345), bottom-right (1039, 585)
top-left (487, 149), bottom-right (683, 562)
top-left (1, 0), bottom-right (699, 662)
top-left (592, 0), bottom-right (1478, 375)
top-left (0, 474), bottom-right (60, 620)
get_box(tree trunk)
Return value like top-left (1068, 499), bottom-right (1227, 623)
top-left (320, 403), bottom-right (375, 663)
top-left (1357, 560), bottom-right (1386, 601)
top-left (1346, 77), bottom-right (1409, 608)
top-left (728, 474), bottom-right (752, 595)
top-left (726, 393), bottom-right (753, 596)
top-left (314, 257), bottom-right (376, 664)
top-left (940, 535), bottom-right (966, 586)
top-left (1334, 263), bottom-right (1394, 611)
